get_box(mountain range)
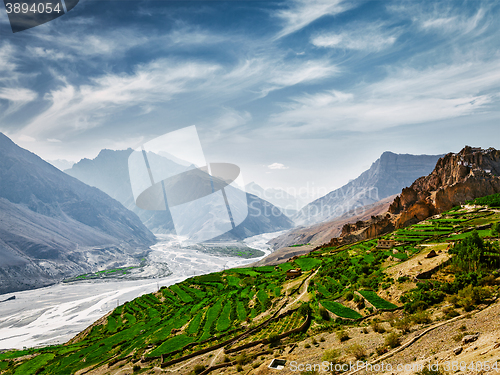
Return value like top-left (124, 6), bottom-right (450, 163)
top-left (293, 151), bottom-right (443, 226)
top-left (327, 146), bottom-right (500, 248)
top-left (0, 134), bottom-right (156, 295)
top-left (244, 182), bottom-right (308, 217)
top-left (66, 149), bottom-right (293, 240)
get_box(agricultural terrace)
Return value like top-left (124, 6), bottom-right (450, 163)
top-left (2, 196), bottom-right (500, 375)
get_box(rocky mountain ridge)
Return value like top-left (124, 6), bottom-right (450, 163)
top-left (0, 134), bottom-right (156, 294)
top-left (66, 149), bottom-right (293, 241)
top-left (328, 146), bottom-right (500, 247)
top-left (293, 151), bottom-right (442, 226)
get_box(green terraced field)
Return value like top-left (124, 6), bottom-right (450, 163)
top-left (5, 195), bottom-right (500, 375)
top-left (358, 290), bottom-right (397, 310)
top-left (321, 301), bottom-right (362, 319)
top-left (295, 257), bottom-right (321, 271)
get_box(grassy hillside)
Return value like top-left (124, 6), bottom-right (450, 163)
top-left (1, 197), bottom-right (499, 375)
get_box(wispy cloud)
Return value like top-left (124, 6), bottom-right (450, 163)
top-left (274, 0), bottom-right (353, 39)
top-left (23, 59), bottom-right (221, 137)
top-left (270, 60), bottom-right (500, 134)
top-left (0, 43), bottom-right (17, 73)
top-left (268, 163), bottom-right (289, 170)
top-left (420, 8), bottom-right (486, 35)
top-left (389, 2), bottom-right (491, 38)
top-left (0, 87), bottom-right (37, 102)
top-left (311, 22), bottom-right (400, 52)
top-left (21, 53), bottom-right (339, 139)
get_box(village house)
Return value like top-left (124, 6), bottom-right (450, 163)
top-left (286, 268), bottom-right (302, 280)
top-left (376, 239), bottom-right (395, 249)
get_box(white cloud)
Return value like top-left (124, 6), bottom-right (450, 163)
top-left (33, 28), bottom-right (149, 58)
top-left (27, 47), bottom-right (69, 61)
top-left (274, 0), bottom-right (353, 39)
top-left (389, 3), bottom-right (490, 37)
top-left (268, 163), bottom-right (289, 170)
top-left (270, 60), bottom-right (339, 86)
top-left (18, 134), bottom-right (36, 142)
top-left (0, 87), bottom-right (37, 102)
top-left (0, 44), bottom-right (17, 73)
top-left (20, 53), bottom-right (339, 139)
top-left (270, 60), bottom-right (500, 134)
top-left (23, 59), bottom-right (221, 137)
top-left (0, 87), bottom-right (37, 115)
top-left (311, 23), bottom-right (400, 52)
top-left (420, 8), bottom-right (486, 35)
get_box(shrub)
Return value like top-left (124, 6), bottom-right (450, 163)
top-left (347, 344), bottom-right (366, 360)
top-left (443, 307), bottom-right (460, 319)
top-left (458, 285), bottom-right (491, 311)
top-left (311, 337), bottom-right (318, 346)
top-left (236, 364), bottom-right (243, 372)
top-left (133, 364), bottom-right (141, 373)
top-left (319, 307), bottom-right (330, 321)
top-left (375, 346), bottom-right (388, 356)
top-left (236, 353), bottom-right (249, 365)
top-left (385, 332), bottom-right (401, 348)
top-left (193, 365), bottom-right (205, 374)
top-left (397, 276), bottom-right (410, 283)
top-left (344, 291), bottom-right (354, 301)
top-left (411, 311), bottom-right (432, 324)
top-left (304, 343), bottom-right (311, 348)
top-left (336, 329), bottom-right (349, 342)
top-left (392, 317), bottom-right (412, 333)
top-left (371, 321), bottom-right (385, 333)
top-left (452, 332), bottom-right (465, 342)
top-left (299, 303), bottom-right (312, 317)
top-left (268, 333), bottom-right (280, 347)
top-left (322, 349), bottom-right (340, 363)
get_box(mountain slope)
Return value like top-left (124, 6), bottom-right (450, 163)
top-left (245, 181), bottom-right (307, 216)
top-left (390, 146), bottom-right (500, 227)
top-left (66, 149), bottom-right (293, 240)
top-left (4, 195), bottom-right (500, 374)
top-left (0, 134), bottom-right (155, 294)
top-left (293, 151), bottom-right (442, 226)
top-left (327, 146), bottom-right (500, 247)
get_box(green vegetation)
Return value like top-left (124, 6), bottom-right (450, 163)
top-left (295, 257), bottom-right (321, 271)
top-left (149, 334), bottom-right (193, 357)
top-left (358, 290), bottom-right (397, 310)
top-left (468, 193), bottom-right (500, 207)
top-left (5, 194), bottom-right (500, 375)
top-left (321, 301), bottom-right (362, 319)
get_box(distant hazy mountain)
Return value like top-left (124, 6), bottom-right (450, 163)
top-left (245, 182), bottom-right (308, 216)
top-left (66, 149), bottom-right (293, 240)
top-left (293, 151), bottom-right (443, 226)
top-left (0, 134), bottom-right (156, 294)
top-left (47, 159), bottom-right (75, 171)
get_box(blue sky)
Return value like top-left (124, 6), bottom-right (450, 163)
top-left (0, 0), bottom-right (499, 199)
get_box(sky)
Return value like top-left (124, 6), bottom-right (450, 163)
top-left (0, 0), bottom-right (499, 201)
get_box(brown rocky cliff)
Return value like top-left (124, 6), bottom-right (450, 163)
top-left (324, 146), bottom-right (500, 248)
top-left (389, 146), bottom-right (500, 227)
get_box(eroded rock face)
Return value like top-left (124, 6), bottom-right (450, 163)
top-left (321, 146), bottom-right (500, 248)
top-left (389, 146), bottom-right (500, 228)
